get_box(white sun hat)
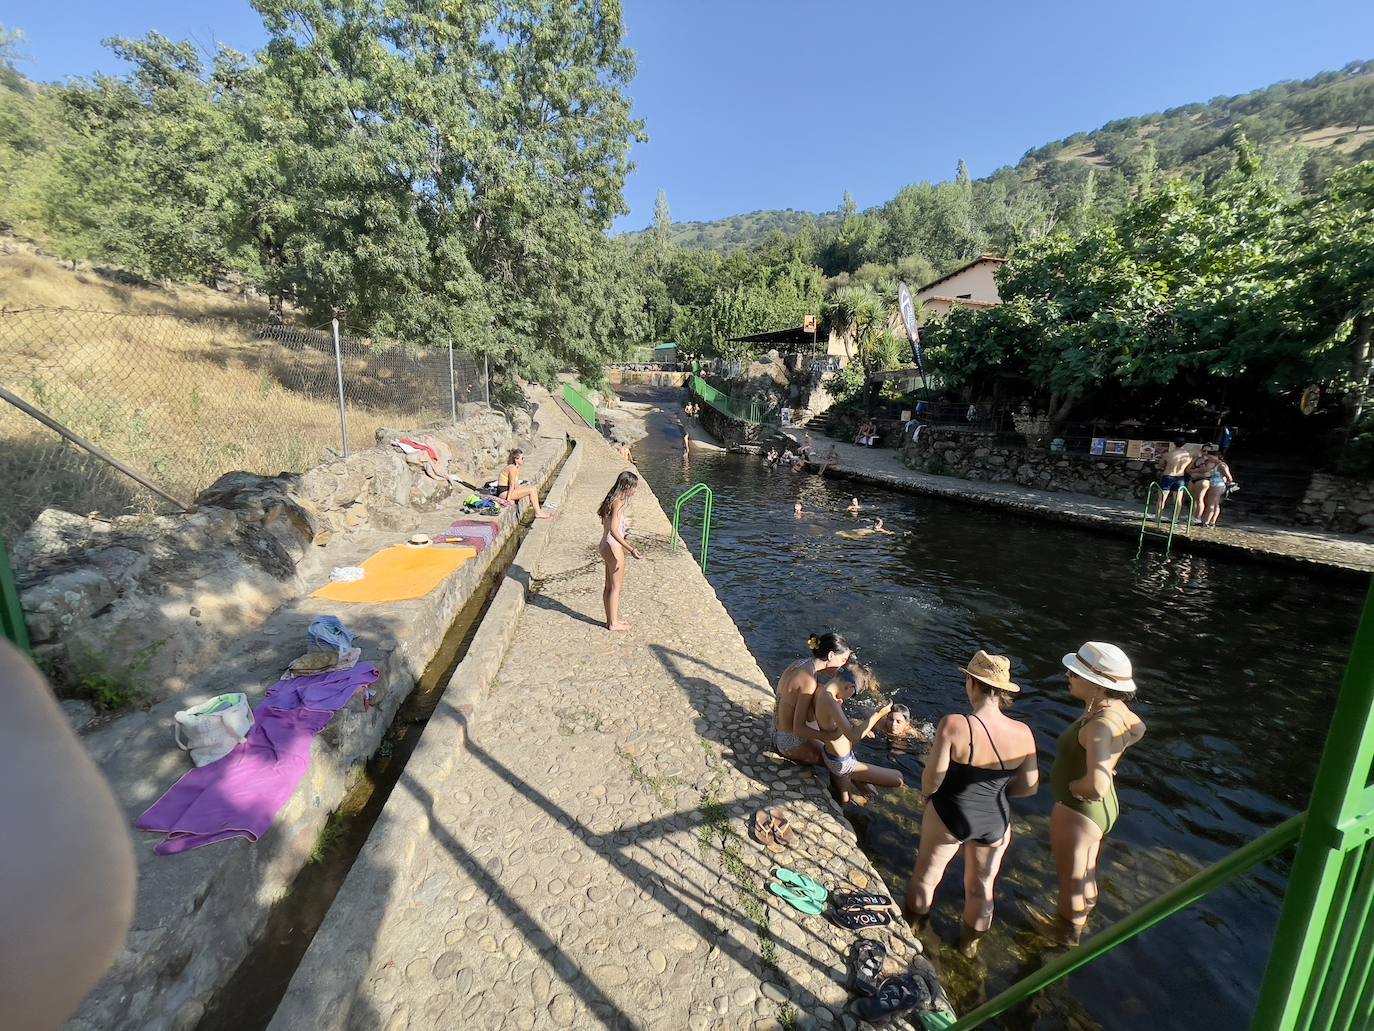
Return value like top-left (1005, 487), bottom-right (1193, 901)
top-left (1062, 641), bottom-right (1137, 693)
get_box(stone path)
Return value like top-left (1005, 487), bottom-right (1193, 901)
top-left (785, 428), bottom-right (1374, 577)
top-left (270, 398), bottom-right (937, 1029)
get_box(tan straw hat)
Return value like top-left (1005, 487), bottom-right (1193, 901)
top-left (960, 650), bottom-right (1020, 693)
top-left (1062, 641), bottom-right (1137, 693)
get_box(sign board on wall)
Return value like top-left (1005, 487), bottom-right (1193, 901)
top-left (1090, 437), bottom-right (1106, 456)
top-left (1104, 439), bottom-right (1128, 457)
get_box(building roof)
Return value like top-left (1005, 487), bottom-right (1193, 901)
top-left (921, 295), bottom-right (999, 310)
top-left (727, 326), bottom-right (823, 346)
top-left (652, 342), bottom-right (678, 351)
top-left (915, 255), bottom-right (1007, 296)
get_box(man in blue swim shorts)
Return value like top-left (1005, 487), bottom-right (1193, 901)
top-left (1153, 437), bottom-right (1195, 521)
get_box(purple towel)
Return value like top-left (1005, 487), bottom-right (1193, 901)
top-left (138, 664), bottom-right (379, 855)
top-left (436, 519), bottom-right (500, 553)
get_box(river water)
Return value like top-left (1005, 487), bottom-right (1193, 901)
top-left (625, 393), bottom-right (1365, 1029)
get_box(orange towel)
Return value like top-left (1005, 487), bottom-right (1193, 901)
top-left (311, 544), bottom-right (477, 603)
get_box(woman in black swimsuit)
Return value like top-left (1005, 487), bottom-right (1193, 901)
top-left (904, 650), bottom-right (1039, 956)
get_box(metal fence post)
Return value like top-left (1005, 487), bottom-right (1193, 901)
top-left (448, 341), bottom-right (458, 422)
top-left (331, 319), bottom-right (350, 458)
top-left (484, 355), bottom-right (490, 407)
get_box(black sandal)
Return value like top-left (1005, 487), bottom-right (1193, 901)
top-left (849, 938), bottom-right (886, 996)
top-left (831, 892), bottom-right (893, 911)
top-left (827, 907), bottom-right (892, 931)
top-left (852, 975), bottom-right (931, 1025)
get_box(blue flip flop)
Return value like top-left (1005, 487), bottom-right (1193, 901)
top-left (774, 866), bottom-right (828, 903)
top-left (769, 882), bottom-right (825, 915)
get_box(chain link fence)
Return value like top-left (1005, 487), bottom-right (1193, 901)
top-left (0, 307), bottom-right (488, 540)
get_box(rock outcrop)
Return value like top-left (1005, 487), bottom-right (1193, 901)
top-left (14, 404), bottom-right (534, 709)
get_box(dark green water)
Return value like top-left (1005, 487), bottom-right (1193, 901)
top-left (629, 394), bottom-right (1365, 1029)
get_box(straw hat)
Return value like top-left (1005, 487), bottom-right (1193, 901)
top-left (1062, 641), bottom-right (1137, 693)
top-left (960, 650), bottom-right (1020, 693)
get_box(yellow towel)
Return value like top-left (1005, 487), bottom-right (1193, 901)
top-left (312, 544), bottom-right (477, 603)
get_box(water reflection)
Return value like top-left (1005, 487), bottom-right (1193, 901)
top-left (629, 394), bottom-right (1363, 1028)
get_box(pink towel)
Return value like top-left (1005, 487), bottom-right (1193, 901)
top-left (137, 664), bottom-right (379, 855)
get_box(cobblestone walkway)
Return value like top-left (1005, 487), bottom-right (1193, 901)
top-left (787, 429), bottom-right (1374, 577)
top-left (270, 401), bottom-right (934, 1030)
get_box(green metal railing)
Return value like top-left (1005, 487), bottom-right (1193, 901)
top-left (1137, 481), bottom-right (1194, 557)
top-left (947, 815), bottom-right (1305, 1029)
top-left (1253, 584), bottom-right (1374, 1030)
top-left (0, 536), bottom-right (30, 655)
top-left (689, 375), bottom-right (777, 426)
top-left (671, 482), bottom-right (714, 573)
top-left (562, 382), bottom-right (598, 428)
top-left (944, 582), bottom-right (1374, 1029)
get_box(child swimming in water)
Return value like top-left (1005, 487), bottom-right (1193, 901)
top-left (794, 502), bottom-right (803, 517)
top-left (846, 497), bottom-right (862, 513)
top-left (836, 518), bottom-right (895, 540)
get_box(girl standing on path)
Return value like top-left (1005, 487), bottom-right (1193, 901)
top-left (597, 471), bottom-right (642, 632)
top-left (498, 449), bottom-right (554, 519)
top-left (1041, 642), bottom-right (1146, 945)
top-left (905, 651), bottom-right (1039, 957)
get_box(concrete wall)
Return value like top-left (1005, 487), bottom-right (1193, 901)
top-left (1296, 473), bottom-right (1374, 535)
top-left (605, 368), bottom-right (689, 387)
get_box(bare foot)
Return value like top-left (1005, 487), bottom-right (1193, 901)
top-left (608, 622), bottom-right (633, 632)
top-left (536, 511), bottom-right (556, 519)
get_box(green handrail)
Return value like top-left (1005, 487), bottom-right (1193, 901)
top-left (948, 813), bottom-right (1306, 1030)
top-left (562, 382), bottom-right (597, 428)
top-left (0, 535), bottom-right (30, 655)
top-left (689, 375), bottom-right (777, 426)
top-left (671, 482), bottom-right (714, 573)
top-left (1138, 481), bottom-right (1194, 557)
top-left (1254, 584), bottom-right (1374, 1030)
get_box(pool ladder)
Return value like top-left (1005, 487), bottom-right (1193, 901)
top-left (1137, 482), bottom-right (1194, 557)
top-left (671, 482), bottom-right (714, 572)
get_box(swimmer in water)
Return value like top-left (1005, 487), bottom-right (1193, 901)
top-left (846, 497), bottom-right (861, 513)
top-left (878, 704), bottom-right (928, 740)
top-left (794, 502), bottom-right (803, 517)
top-left (836, 519), bottom-right (895, 540)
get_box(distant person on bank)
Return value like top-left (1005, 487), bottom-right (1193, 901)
top-left (1152, 438), bottom-right (1195, 521)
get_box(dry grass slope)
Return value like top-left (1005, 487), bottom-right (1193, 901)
top-left (0, 244), bottom-right (469, 538)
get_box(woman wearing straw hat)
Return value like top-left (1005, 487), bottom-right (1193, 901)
top-left (1044, 642), bottom-right (1147, 944)
top-left (904, 651), bottom-right (1039, 957)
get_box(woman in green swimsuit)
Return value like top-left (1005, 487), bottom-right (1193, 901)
top-left (1046, 641), bottom-right (1146, 944)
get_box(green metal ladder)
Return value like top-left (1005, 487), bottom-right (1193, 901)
top-left (944, 582), bottom-right (1374, 1029)
top-left (1, 535), bottom-right (31, 655)
top-left (671, 482), bottom-right (714, 573)
top-left (1137, 481), bottom-right (1194, 557)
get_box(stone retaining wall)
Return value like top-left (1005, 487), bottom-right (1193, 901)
top-left (902, 427), bottom-right (1153, 501)
top-left (1296, 472), bottom-right (1374, 535)
top-left (17, 402), bottom-right (532, 711)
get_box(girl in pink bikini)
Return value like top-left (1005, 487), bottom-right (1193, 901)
top-left (597, 471), bottom-right (641, 632)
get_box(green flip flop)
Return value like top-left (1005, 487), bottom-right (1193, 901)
top-left (774, 866), bottom-right (828, 903)
top-left (769, 881), bottom-right (825, 915)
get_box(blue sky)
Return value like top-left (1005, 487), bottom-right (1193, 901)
top-left (11, 1), bottom-right (1374, 233)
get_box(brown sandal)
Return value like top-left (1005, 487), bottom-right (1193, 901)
top-left (768, 808), bottom-right (798, 847)
top-left (751, 810), bottom-right (783, 853)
